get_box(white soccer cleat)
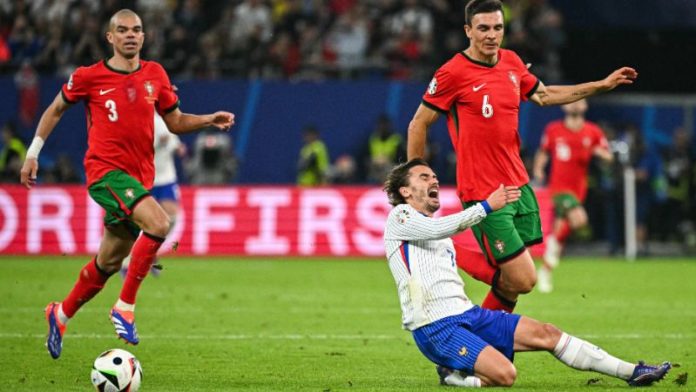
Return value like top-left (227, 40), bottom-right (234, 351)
top-left (543, 235), bottom-right (561, 268)
top-left (537, 267), bottom-right (553, 293)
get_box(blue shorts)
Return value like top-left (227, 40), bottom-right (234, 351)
top-left (150, 183), bottom-right (180, 203)
top-left (412, 306), bottom-right (521, 374)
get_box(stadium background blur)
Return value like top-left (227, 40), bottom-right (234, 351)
top-left (0, 0), bottom-right (695, 256)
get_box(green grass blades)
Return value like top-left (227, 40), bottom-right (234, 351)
top-left (0, 257), bottom-right (693, 391)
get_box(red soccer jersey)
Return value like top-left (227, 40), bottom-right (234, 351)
top-left (62, 59), bottom-right (179, 188)
top-left (422, 49), bottom-right (539, 201)
top-left (540, 120), bottom-right (609, 201)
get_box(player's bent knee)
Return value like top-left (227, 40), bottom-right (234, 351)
top-left (507, 274), bottom-right (536, 294)
top-left (490, 363), bottom-right (517, 387)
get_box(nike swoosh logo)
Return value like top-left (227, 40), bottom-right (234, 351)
top-left (99, 88), bottom-right (116, 96)
top-left (472, 83), bottom-right (486, 92)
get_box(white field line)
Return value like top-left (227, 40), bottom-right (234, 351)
top-left (0, 332), bottom-right (690, 341)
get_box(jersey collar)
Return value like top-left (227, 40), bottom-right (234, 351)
top-left (460, 50), bottom-right (499, 68)
top-left (103, 58), bottom-right (142, 75)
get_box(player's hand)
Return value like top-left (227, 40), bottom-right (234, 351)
top-left (486, 184), bottom-right (521, 211)
top-left (209, 112), bottom-right (235, 131)
top-left (20, 158), bottom-right (39, 189)
top-left (602, 67), bottom-right (638, 91)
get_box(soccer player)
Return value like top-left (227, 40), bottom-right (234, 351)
top-left (407, 0), bottom-right (638, 312)
top-left (532, 99), bottom-right (613, 293)
top-left (120, 112), bottom-right (186, 278)
top-left (383, 159), bottom-right (670, 388)
top-left (19, 9), bottom-right (235, 359)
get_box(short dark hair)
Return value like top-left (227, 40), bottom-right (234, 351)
top-left (465, 0), bottom-right (504, 26)
top-left (383, 158), bottom-right (430, 206)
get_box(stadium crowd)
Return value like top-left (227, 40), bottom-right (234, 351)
top-left (0, 0), bottom-right (563, 82)
top-left (0, 1), bottom-right (694, 253)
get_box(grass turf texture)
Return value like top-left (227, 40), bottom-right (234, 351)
top-left (0, 256), bottom-right (693, 391)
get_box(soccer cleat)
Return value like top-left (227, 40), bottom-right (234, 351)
top-left (537, 267), bottom-right (553, 293)
top-left (45, 302), bottom-right (66, 359)
top-left (543, 236), bottom-right (561, 268)
top-left (110, 308), bottom-right (139, 345)
top-left (627, 361), bottom-right (671, 387)
top-left (436, 365), bottom-right (452, 386)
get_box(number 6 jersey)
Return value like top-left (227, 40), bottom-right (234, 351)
top-left (62, 59), bottom-right (179, 188)
top-left (422, 49), bottom-right (538, 202)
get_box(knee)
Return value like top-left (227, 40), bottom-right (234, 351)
top-left (96, 254), bottom-right (127, 274)
top-left (503, 273), bottom-right (537, 294)
top-left (145, 215), bottom-right (171, 238)
top-left (491, 363), bottom-right (517, 387)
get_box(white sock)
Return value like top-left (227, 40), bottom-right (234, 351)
top-left (114, 299), bottom-right (135, 312)
top-left (57, 304), bottom-right (69, 325)
top-left (544, 235), bottom-right (560, 268)
top-left (444, 372), bottom-right (482, 387)
top-left (553, 333), bottom-right (635, 380)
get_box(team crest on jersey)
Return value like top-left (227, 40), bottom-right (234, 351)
top-left (508, 71), bottom-right (520, 95)
top-left (125, 188), bottom-right (135, 199)
top-left (67, 74), bottom-right (74, 90)
top-left (397, 209), bottom-right (411, 224)
top-left (583, 137), bottom-right (591, 148)
top-left (427, 77), bottom-right (438, 95)
top-left (144, 81), bottom-right (156, 104)
top-left (458, 346), bottom-right (468, 356)
top-left (495, 239), bottom-right (505, 253)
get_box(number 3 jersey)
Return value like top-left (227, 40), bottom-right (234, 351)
top-left (422, 49), bottom-right (539, 202)
top-left (62, 60), bottom-right (179, 188)
top-left (540, 120), bottom-right (609, 201)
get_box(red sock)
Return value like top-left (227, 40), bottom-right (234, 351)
top-left (455, 244), bottom-right (496, 285)
top-left (482, 289), bottom-right (516, 313)
top-left (119, 233), bottom-right (164, 305)
top-left (556, 221), bottom-right (571, 243)
top-left (61, 258), bottom-right (110, 318)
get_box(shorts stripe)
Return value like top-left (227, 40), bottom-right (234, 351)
top-left (106, 185), bottom-right (131, 216)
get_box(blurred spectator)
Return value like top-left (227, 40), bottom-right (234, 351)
top-left (14, 61), bottom-right (39, 129)
top-left (43, 153), bottom-right (81, 184)
top-left (329, 154), bottom-right (357, 184)
top-left (660, 128), bottom-right (695, 245)
top-left (0, 122), bottom-right (26, 182)
top-left (365, 114), bottom-right (404, 183)
top-left (185, 129), bottom-right (237, 185)
top-left (297, 124), bottom-right (329, 186)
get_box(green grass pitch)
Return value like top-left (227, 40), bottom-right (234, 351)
top-left (1, 256), bottom-right (693, 391)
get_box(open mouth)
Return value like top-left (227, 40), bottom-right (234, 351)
top-left (428, 188), bottom-right (439, 199)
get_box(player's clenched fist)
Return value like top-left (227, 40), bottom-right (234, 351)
top-left (20, 158), bottom-right (38, 189)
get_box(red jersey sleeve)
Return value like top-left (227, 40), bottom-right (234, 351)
top-left (540, 125), bottom-right (552, 152)
top-left (590, 123), bottom-right (610, 149)
top-left (61, 67), bottom-right (90, 104)
top-left (422, 66), bottom-right (458, 113)
top-left (510, 51), bottom-right (539, 101)
top-left (154, 63), bottom-right (179, 115)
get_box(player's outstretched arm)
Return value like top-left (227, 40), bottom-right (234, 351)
top-left (407, 104), bottom-right (440, 160)
top-left (530, 67), bottom-right (638, 107)
top-left (20, 92), bottom-right (71, 189)
top-left (163, 108), bottom-right (235, 134)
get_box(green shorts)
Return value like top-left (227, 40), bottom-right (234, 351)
top-left (552, 192), bottom-right (582, 218)
top-left (88, 170), bottom-right (150, 238)
top-left (464, 184), bottom-right (542, 265)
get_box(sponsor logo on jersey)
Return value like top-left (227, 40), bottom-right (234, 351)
top-left (125, 188), bottom-right (135, 199)
top-left (428, 78), bottom-right (438, 95)
top-left (99, 88), bottom-right (116, 96)
top-left (495, 239), bottom-right (505, 254)
top-left (458, 346), bottom-right (468, 356)
top-left (472, 83), bottom-right (486, 92)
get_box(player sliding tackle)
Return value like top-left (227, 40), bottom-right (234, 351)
top-left (20, 9), bottom-right (234, 359)
top-left (382, 159), bottom-right (670, 387)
